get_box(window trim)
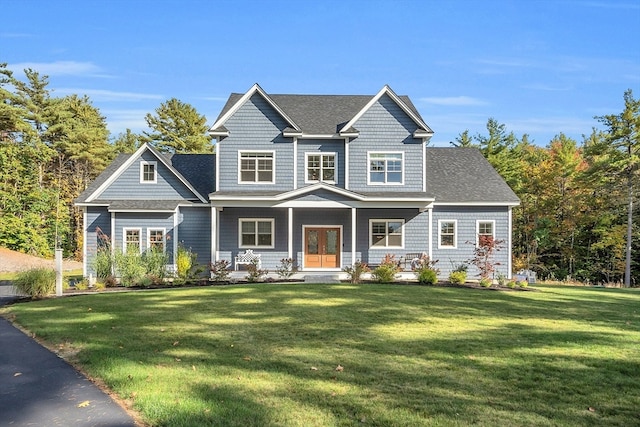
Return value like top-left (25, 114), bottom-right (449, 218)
top-left (238, 150), bottom-right (275, 184)
top-left (438, 220), bottom-right (457, 249)
top-left (305, 152), bottom-right (337, 184)
top-left (140, 161), bottom-right (157, 184)
top-left (367, 151), bottom-right (404, 185)
top-left (369, 219), bottom-right (405, 249)
top-left (123, 228), bottom-right (142, 253)
top-left (238, 218), bottom-right (275, 249)
top-left (147, 228), bottom-right (166, 252)
top-left (476, 220), bottom-right (495, 246)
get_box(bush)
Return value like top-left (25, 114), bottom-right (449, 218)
top-left (342, 261), bottom-right (370, 284)
top-left (245, 259), bottom-right (268, 283)
top-left (276, 258), bottom-right (298, 280)
top-left (507, 281), bottom-right (517, 289)
top-left (93, 247), bottom-right (113, 279)
top-left (143, 248), bottom-right (169, 279)
top-left (479, 277), bottom-right (492, 287)
top-left (449, 270), bottom-right (467, 284)
top-left (417, 268), bottom-right (437, 285)
top-left (113, 250), bottom-right (146, 286)
top-left (209, 260), bottom-right (231, 282)
top-left (371, 254), bottom-right (401, 283)
top-left (14, 268), bottom-right (56, 298)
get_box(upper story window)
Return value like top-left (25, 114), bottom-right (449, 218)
top-left (368, 152), bottom-right (403, 185)
top-left (476, 220), bottom-right (495, 245)
top-left (370, 219), bottom-right (404, 248)
top-left (239, 151), bottom-right (274, 184)
top-left (306, 153), bottom-right (336, 183)
top-left (140, 161), bottom-right (157, 184)
top-left (439, 220), bottom-right (457, 248)
top-left (239, 218), bottom-right (274, 248)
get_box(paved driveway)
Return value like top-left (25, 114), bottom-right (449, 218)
top-left (0, 297), bottom-right (137, 426)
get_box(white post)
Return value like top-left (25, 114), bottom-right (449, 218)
top-left (55, 248), bottom-right (63, 296)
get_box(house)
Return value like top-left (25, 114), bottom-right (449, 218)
top-left (75, 84), bottom-right (520, 280)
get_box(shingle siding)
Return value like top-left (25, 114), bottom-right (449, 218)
top-left (85, 207), bottom-right (111, 276)
top-left (113, 212), bottom-right (175, 263)
top-left (177, 207), bottom-right (211, 267)
top-left (297, 139), bottom-right (345, 188)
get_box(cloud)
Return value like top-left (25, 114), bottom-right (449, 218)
top-left (102, 109), bottom-right (149, 135)
top-left (420, 96), bottom-right (488, 107)
top-left (9, 61), bottom-right (109, 77)
top-left (55, 88), bottom-right (164, 102)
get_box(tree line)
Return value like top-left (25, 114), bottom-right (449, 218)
top-left (0, 63), bottom-right (637, 285)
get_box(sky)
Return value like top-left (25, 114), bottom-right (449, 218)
top-left (2, 0), bottom-right (639, 147)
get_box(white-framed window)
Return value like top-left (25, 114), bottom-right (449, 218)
top-left (368, 152), bottom-right (403, 185)
top-left (147, 228), bottom-right (166, 252)
top-left (305, 152), bottom-right (336, 183)
top-left (123, 228), bottom-right (141, 253)
top-left (239, 151), bottom-right (274, 183)
top-left (369, 219), bottom-right (404, 248)
top-left (476, 220), bottom-right (495, 245)
top-left (239, 218), bottom-right (274, 248)
top-left (438, 220), bottom-right (457, 248)
top-left (140, 161), bottom-right (157, 184)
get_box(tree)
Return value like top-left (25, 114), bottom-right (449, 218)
top-left (112, 128), bottom-right (142, 154)
top-left (588, 90), bottom-right (640, 287)
top-left (142, 98), bottom-right (213, 153)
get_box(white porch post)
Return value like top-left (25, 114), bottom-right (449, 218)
top-left (508, 207), bottom-right (513, 278)
top-left (173, 207), bottom-right (179, 272)
top-left (110, 212), bottom-right (116, 255)
top-left (351, 207), bottom-right (356, 265)
top-left (288, 207), bottom-right (293, 259)
top-left (428, 208), bottom-right (433, 259)
top-left (211, 206), bottom-right (217, 264)
top-left (82, 207), bottom-right (87, 278)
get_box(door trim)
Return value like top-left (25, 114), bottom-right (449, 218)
top-left (302, 225), bottom-right (343, 270)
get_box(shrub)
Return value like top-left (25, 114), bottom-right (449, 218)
top-left (209, 260), bottom-right (231, 282)
top-left (519, 280), bottom-right (529, 288)
top-left (93, 247), bottom-right (113, 279)
top-left (449, 270), bottom-right (467, 284)
top-left (75, 279), bottom-right (89, 291)
top-left (371, 254), bottom-right (401, 283)
top-left (113, 250), bottom-right (146, 286)
top-left (342, 260), bottom-right (370, 284)
top-left (275, 258), bottom-right (298, 280)
top-left (496, 273), bottom-right (507, 287)
top-left (416, 268), bottom-right (437, 285)
top-left (468, 235), bottom-right (504, 281)
top-left (479, 277), bottom-right (492, 287)
top-left (143, 248), bottom-right (169, 280)
top-left (246, 259), bottom-right (268, 283)
top-left (14, 268), bottom-right (56, 298)
top-left (507, 281), bottom-right (517, 289)
top-left (176, 245), bottom-right (195, 280)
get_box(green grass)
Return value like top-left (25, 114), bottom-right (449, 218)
top-left (2, 284), bottom-right (639, 426)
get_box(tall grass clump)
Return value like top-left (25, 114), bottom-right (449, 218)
top-left (13, 268), bottom-right (56, 298)
top-left (371, 254), bottom-right (401, 283)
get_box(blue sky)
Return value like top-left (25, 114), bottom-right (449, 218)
top-left (3, 0), bottom-right (639, 146)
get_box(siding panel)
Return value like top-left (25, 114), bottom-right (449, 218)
top-left (178, 207), bottom-right (211, 267)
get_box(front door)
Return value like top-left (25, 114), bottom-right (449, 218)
top-left (304, 227), bottom-right (340, 269)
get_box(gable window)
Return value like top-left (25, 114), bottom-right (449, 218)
top-left (476, 220), bottom-right (495, 245)
top-left (439, 220), bottom-right (457, 248)
top-left (306, 153), bottom-right (336, 183)
top-left (239, 219), bottom-right (274, 248)
top-left (147, 228), bottom-right (166, 252)
top-left (368, 152), bottom-right (403, 184)
top-left (370, 219), bottom-right (404, 248)
top-left (140, 161), bottom-right (157, 184)
top-left (123, 228), bottom-right (141, 253)
top-left (239, 152), bottom-right (274, 183)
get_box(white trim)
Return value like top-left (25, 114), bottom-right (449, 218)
top-left (344, 139), bottom-right (350, 190)
top-left (215, 139), bottom-right (220, 192)
top-left (302, 225), bottom-right (343, 270)
top-left (288, 208), bottom-right (293, 259)
top-left (139, 160), bottom-right (157, 184)
top-left (428, 208), bottom-right (433, 259)
top-left (433, 202), bottom-right (520, 207)
top-left (211, 206), bottom-right (217, 264)
top-left (123, 227), bottom-right (142, 253)
top-left (173, 208), bottom-right (179, 270)
top-left (293, 137), bottom-right (298, 190)
top-left (146, 227), bottom-right (167, 252)
top-left (237, 150), bottom-right (275, 185)
top-left (508, 207), bottom-right (513, 278)
top-left (367, 151), bottom-right (404, 185)
top-left (369, 219), bottom-right (405, 249)
top-left (238, 218), bottom-right (275, 249)
top-left (422, 141), bottom-right (426, 192)
top-left (304, 152), bottom-right (337, 185)
top-left (475, 220), bottom-right (496, 245)
top-left (351, 208), bottom-right (356, 265)
top-left (438, 219), bottom-right (458, 249)
top-left (110, 212), bottom-right (116, 256)
top-left (82, 207), bottom-right (87, 277)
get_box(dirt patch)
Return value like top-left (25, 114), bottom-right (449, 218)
top-left (0, 247), bottom-right (83, 273)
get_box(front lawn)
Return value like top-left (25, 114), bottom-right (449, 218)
top-left (2, 284), bottom-right (639, 426)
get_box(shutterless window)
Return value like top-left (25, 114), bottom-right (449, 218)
top-left (240, 219), bottom-right (274, 248)
top-left (439, 221), bottom-right (456, 248)
top-left (369, 153), bottom-right (403, 184)
top-left (370, 220), bottom-right (404, 248)
top-left (478, 221), bottom-right (494, 238)
top-left (140, 161), bottom-right (157, 183)
top-left (240, 152), bottom-right (273, 183)
top-left (148, 229), bottom-right (165, 252)
top-left (306, 153), bottom-right (336, 183)
top-left (124, 228), bottom-right (141, 253)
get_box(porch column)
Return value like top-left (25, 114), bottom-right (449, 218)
top-left (288, 207), bottom-right (293, 259)
top-left (211, 206), bottom-right (217, 264)
top-left (428, 207), bottom-right (433, 259)
top-left (351, 207), bottom-right (356, 265)
top-left (110, 212), bottom-right (116, 256)
top-left (173, 207), bottom-right (179, 271)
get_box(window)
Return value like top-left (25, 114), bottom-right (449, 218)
top-left (306, 153), bottom-right (336, 183)
top-left (147, 228), bottom-right (166, 252)
top-left (239, 152), bottom-right (274, 183)
top-left (370, 219), bottom-right (404, 248)
top-left (123, 228), bottom-right (141, 253)
top-left (140, 161), bottom-right (157, 183)
top-left (476, 220), bottom-right (495, 245)
top-left (368, 152), bottom-right (403, 184)
top-left (439, 220), bottom-right (457, 248)
top-left (239, 219), bottom-right (274, 248)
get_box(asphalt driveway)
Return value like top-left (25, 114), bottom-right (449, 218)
top-left (0, 296), bottom-right (137, 426)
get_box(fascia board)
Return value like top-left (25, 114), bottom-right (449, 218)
top-left (433, 201), bottom-right (521, 207)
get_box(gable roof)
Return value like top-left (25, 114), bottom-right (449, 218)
top-left (425, 147), bottom-right (520, 205)
top-left (211, 84), bottom-right (433, 137)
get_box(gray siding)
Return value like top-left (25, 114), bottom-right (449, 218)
top-left (218, 94), bottom-right (294, 192)
top-left (177, 207), bottom-right (211, 268)
top-left (296, 139), bottom-right (345, 188)
top-left (113, 212), bottom-right (175, 263)
top-left (431, 206), bottom-right (511, 279)
top-left (85, 207), bottom-right (111, 276)
top-left (348, 94), bottom-right (424, 193)
top-left (100, 151), bottom-right (197, 200)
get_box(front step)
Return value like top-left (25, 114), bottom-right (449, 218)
top-left (304, 275), bottom-right (342, 283)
